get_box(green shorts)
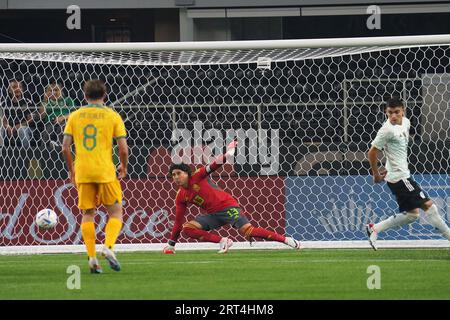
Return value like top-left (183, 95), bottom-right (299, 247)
top-left (195, 207), bottom-right (249, 231)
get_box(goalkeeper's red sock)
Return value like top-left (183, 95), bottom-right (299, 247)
top-left (245, 226), bottom-right (286, 242)
top-left (183, 227), bottom-right (221, 243)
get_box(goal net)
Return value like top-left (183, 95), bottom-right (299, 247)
top-left (1, 35), bottom-right (449, 254)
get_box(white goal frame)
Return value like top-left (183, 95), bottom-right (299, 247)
top-left (1, 34), bottom-right (450, 255)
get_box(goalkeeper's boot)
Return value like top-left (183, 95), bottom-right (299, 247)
top-left (366, 223), bottom-right (378, 251)
top-left (284, 237), bottom-right (302, 250)
top-left (248, 236), bottom-right (255, 247)
top-left (102, 247), bottom-right (121, 271)
top-left (218, 237), bottom-right (233, 254)
top-left (88, 257), bottom-right (103, 274)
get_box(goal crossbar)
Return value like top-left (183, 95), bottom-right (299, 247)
top-left (1, 34), bottom-right (450, 52)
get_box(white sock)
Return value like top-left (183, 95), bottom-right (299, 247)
top-left (425, 204), bottom-right (450, 240)
top-left (374, 213), bottom-right (418, 233)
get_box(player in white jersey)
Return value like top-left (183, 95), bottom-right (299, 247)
top-left (366, 98), bottom-right (450, 250)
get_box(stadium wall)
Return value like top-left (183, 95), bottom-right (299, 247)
top-left (285, 175), bottom-right (450, 241)
top-left (0, 177), bottom-right (285, 247)
top-left (2, 174), bottom-right (450, 250)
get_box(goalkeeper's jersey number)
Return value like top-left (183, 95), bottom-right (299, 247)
top-left (192, 195), bottom-right (205, 206)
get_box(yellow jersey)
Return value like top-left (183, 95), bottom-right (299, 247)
top-left (63, 104), bottom-right (126, 184)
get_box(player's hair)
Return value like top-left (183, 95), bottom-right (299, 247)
top-left (169, 163), bottom-right (192, 177)
top-left (83, 79), bottom-right (107, 100)
top-left (385, 97), bottom-right (404, 109)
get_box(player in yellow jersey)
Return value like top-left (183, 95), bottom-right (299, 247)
top-left (62, 80), bottom-right (128, 274)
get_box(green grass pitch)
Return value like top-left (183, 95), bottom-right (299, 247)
top-left (0, 249), bottom-right (449, 299)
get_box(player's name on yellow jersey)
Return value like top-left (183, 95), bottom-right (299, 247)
top-left (79, 112), bottom-right (106, 120)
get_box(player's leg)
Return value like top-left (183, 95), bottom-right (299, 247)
top-left (238, 223), bottom-right (301, 250)
top-left (422, 200), bottom-right (450, 240)
top-left (227, 208), bottom-right (301, 250)
top-left (78, 183), bottom-right (102, 273)
top-left (104, 204), bottom-right (123, 250)
top-left (372, 210), bottom-right (419, 233)
top-left (102, 202), bottom-right (122, 271)
top-left (181, 217), bottom-right (235, 253)
top-left (100, 180), bottom-right (123, 271)
top-left (367, 209), bottom-right (419, 250)
top-left (367, 178), bottom-right (427, 250)
top-left (81, 209), bottom-right (103, 274)
top-left (181, 220), bottom-right (222, 243)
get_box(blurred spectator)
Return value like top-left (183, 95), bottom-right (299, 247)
top-left (1, 80), bottom-right (37, 148)
top-left (40, 81), bottom-right (75, 147)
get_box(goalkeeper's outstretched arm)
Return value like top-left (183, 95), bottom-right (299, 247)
top-left (196, 140), bottom-right (237, 180)
top-left (164, 197), bottom-right (187, 253)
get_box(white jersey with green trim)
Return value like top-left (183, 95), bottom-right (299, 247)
top-left (371, 117), bottom-right (411, 183)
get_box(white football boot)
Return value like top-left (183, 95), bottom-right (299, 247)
top-left (218, 237), bottom-right (233, 254)
top-left (366, 223), bottom-right (378, 251)
top-left (284, 237), bottom-right (302, 250)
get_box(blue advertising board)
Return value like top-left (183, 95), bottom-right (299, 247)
top-left (285, 175), bottom-right (450, 241)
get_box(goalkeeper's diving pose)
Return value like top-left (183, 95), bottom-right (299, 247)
top-left (163, 140), bottom-right (301, 254)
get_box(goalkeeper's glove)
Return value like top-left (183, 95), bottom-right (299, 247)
top-left (163, 246), bottom-right (175, 254)
top-left (163, 240), bottom-right (176, 254)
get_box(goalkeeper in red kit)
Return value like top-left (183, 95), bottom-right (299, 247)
top-left (163, 141), bottom-right (301, 254)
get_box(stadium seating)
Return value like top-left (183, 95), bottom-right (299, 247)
top-left (0, 46), bottom-right (448, 179)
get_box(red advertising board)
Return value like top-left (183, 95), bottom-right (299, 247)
top-left (0, 177), bottom-right (285, 246)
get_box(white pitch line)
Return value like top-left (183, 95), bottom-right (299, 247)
top-left (123, 258), bottom-right (450, 265)
top-left (1, 258), bottom-right (447, 267)
top-left (0, 254), bottom-right (448, 266)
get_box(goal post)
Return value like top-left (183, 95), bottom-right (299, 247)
top-left (1, 35), bottom-right (450, 254)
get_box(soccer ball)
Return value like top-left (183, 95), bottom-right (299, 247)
top-left (35, 209), bottom-right (58, 230)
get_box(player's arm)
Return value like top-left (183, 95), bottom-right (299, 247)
top-left (163, 195), bottom-right (187, 254)
top-left (114, 112), bottom-right (128, 178)
top-left (368, 127), bottom-right (390, 183)
top-left (62, 134), bottom-right (75, 184)
top-left (116, 137), bottom-right (128, 179)
top-left (196, 140), bottom-right (237, 179)
top-left (367, 146), bottom-right (386, 183)
top-left (62, 114), bottom-right (75, 184)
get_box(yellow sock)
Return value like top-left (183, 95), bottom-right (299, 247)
top-left (104, 218), bottom-right (123, 250)
top-left (81, 221), bottom-right (96, 258)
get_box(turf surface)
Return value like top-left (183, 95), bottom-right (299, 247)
top-left (0, 249), bottom-right (449, 300)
